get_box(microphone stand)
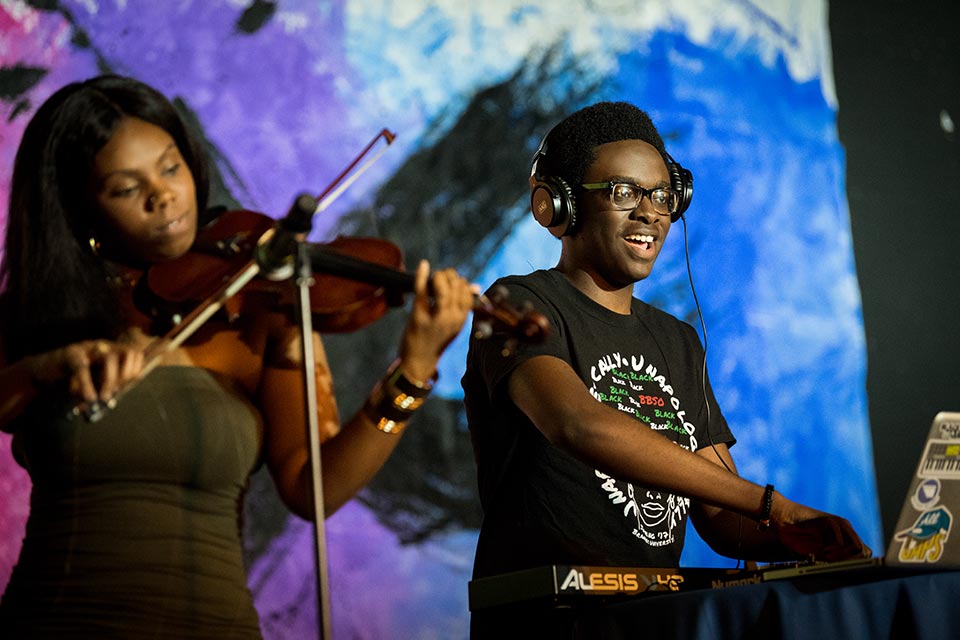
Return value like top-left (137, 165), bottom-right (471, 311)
top-left (261, 193), bottom-right (333, 639)
top-left (292, 239), bottom-right (333, 640)
top-left (256, 130), bottom-right (396, 638)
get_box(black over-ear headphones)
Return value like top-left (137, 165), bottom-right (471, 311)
top-left (529, 132), bottom-right (577, 238)
top-left (665, 151), bottom-right (693, 223)
top-left (529, 131), bottom-right (694, 236)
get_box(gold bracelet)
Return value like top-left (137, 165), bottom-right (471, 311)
top-left (363, 360), bottom-right (437, 435)
top-left (369, 415), bottom-right (408, 435)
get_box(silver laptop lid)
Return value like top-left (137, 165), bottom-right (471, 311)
top-left (885, 411), bottom-right (960, 567)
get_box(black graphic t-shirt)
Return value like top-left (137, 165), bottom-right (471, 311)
top-left (462, 269), bottom-right (735, 579)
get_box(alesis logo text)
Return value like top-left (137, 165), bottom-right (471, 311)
top-left (559, 568), bottom-right (685, 593)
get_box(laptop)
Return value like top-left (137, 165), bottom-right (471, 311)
top-left (877, 410), bottom-right (960, 566)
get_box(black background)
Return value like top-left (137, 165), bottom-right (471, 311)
top-left (830, 0), bottom-right (960, 542)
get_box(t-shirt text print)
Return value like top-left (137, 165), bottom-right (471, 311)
top-left (588, 350), bottom-right (697, 549)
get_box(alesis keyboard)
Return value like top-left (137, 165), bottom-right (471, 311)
top-left (469, 564), bottom-right (762, 610)
top-left (468, 559), bottom-right (883, 611)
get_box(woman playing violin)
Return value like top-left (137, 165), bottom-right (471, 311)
top-left (0, 74), bottom-right (474, 638)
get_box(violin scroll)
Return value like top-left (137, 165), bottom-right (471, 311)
top-left (473, 284), bottom-right (550, 356)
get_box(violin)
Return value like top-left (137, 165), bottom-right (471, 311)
top-left (143, 206), bottom-right (551, 341)
top-left (140, 207), bottom-right (404, 334)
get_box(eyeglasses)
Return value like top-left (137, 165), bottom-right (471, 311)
top-left (580, 181), bottom-right (679, 216)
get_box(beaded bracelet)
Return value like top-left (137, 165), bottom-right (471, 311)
top-left (363, 360), bottom-right (436, 435)
top-left (758, 483), bottom-right (775, 530)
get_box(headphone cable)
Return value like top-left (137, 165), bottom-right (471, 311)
top-left (680, 214), bottom-right (745, 568)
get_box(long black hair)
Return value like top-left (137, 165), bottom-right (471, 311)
top-left (0, 75), bottom-right (209, 360)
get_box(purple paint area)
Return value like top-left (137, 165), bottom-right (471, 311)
top-left (0, 434), bottom-right (29, 592)
top-left (0, 7), bottom-right (98, 241)
top-left (251, 500), bottom-right (473, 639)
top-left (62, 0), bottom-right (388, 236)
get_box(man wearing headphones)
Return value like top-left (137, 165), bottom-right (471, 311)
top-left (461, 101), bottom-right (870, 632)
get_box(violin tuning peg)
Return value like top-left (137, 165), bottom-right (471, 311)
top-left (488, 284), bottom-right (509, 303)
top-left (474, 321), bottom-right (493, 340)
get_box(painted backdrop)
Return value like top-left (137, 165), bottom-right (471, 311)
top-left (0, 1), bottom-right (882, 638)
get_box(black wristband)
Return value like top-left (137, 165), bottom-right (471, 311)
top-left (758, 483), bottom-right (775, 530)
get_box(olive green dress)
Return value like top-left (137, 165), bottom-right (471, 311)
top-left (0, 367), bottom-right (264, 638)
